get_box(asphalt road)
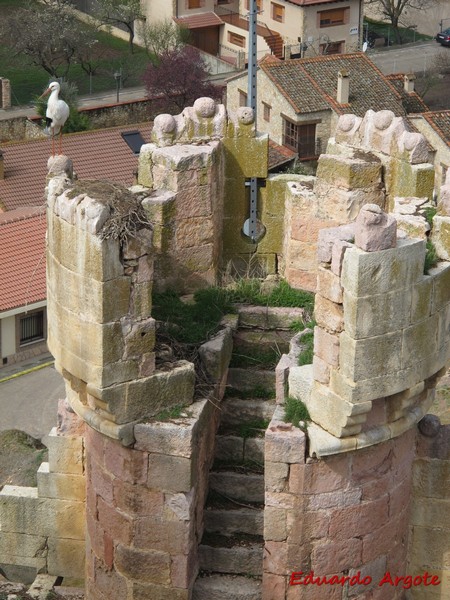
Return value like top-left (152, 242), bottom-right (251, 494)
top-left (369, 40), bottom-right (447, 75)
top-left (0, 364), bottom-right (65, 440)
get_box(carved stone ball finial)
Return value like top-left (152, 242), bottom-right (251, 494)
top-left (47, 155), bottom-right (73, 179)
top-left (236, 106), bottom-right (254, 125)
top-left (152, 114), bottom-right (177, 147)
top-left (153, 114), bottom-right (177, 134)
top-left (338, 114), bottom-right (356, 132)
top-left (374, 110), bottom-right (395, 131)
top-left (354, 203), bottom-right (397, 252)
top-left (193, 97), bottom-right (216, 118)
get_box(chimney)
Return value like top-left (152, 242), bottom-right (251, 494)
top-left (337, 70), bottom-right (349, 104)
top-left (404, 74), bottom-right (415, 93)
top-left (0, 151), bottom-right (4, 180)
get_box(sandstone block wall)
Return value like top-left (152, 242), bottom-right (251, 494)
top-left (289, 230), bottom-right (449, 456)
top-left (281, 109), bottom-right (436, 292)
top-left (0, 426), bottom-right (86, 582)
top-left (408, 423), bottom-right (450, 599)
top-left (263, 407), bottom-right (415, 600)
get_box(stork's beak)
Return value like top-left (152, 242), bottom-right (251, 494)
top-left (38, 88), bottom-right (51, 100)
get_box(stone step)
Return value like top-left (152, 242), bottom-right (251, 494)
top-left (209, 471), bottom-right (264, 504)
top-left (214, 434), bottom-right (265, 464)
top-left (199, 538), bottom-right (263, 576)
top-left (227, 368), bottom-right (275, 393)
top-left (237, 305), bottom-right (307, 330)
top-left (192, 573), bottom-right (262, 600)
top-left (233, 328), bottom-right (292, 353)
top-left (221, 398), bottom-right (275, 427)
top-left (204, 507), bottom-right (264, 537)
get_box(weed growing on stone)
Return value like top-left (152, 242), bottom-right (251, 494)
top-left (424, 240), bottom-right (439, 274)
top-left (153, 280), bottom-right (314, 347)
top-left (423, 206), bottom-right (437, 227)
top-left (297, 331), bottom-right (314, 365)
top-left (230, 346), bottom-right (281, 369)
top-left (228, 279), bottom-right (315, 312)
top-left (290, 318), bottom-right (316, 333)
top-left (153, 288), bottom-right (233, 345)
top-left (154, 405), bottom-right (190, 421)
top-left (237, 418), bottom-right (270, 439)
top-left (284, 397), bottom-right (310, 429)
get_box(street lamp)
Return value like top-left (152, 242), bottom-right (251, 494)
top-left (114, 71), bottom-right (122, 103)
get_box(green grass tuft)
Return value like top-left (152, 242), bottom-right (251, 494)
top-left (154, 405), bottom-right (188, 421)
top-left (238, 418), bottom-right (270, 439)
top-left (423, 207), bottom-right (437, 227)
top-left (228, 279), bottom-right (314, 312)
top-left (284, 396), bottom-right (310, 429)
top-left (297, 331), bottom-right (314, 366)
top-left (424, 240), bottom-right (439, 274)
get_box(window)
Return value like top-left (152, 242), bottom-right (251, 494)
top-left (318, 7), bottom-right (349, 28)
top-left (229, 31), bottom-right (246, 47)
top-left (245, 0), bottom-right (263, 11)
top-left (20, 311), bottom-right (44, 345)
top-left (188, 0), bottom-right (202, 8)
top-left (320, 40), bottom-right (344, 55)
top-left (262, 101), bottom-right (271, 122)
top-left (239, 89), bottom-right (248, 107)
top-left (283, 120), bottom-right (317, 159)
top-left (271, 2), bottom-right (284, 22)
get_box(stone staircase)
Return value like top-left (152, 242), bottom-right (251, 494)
top-left (193, 306), bottom-right (306, 599)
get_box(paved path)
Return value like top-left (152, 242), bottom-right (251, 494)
top-left (0, 354), bottom-right (65, 440)
top-left (0, 85), bottom-right (148, 121)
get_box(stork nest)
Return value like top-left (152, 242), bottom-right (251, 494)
top-left (67, 180), bottom-right (152, 245)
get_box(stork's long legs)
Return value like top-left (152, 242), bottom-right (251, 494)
top-left (52, 133), bottom-right (55, 157)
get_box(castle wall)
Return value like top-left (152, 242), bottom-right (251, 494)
top-left (263, 414), bottom-right (415, 600)
top-left (408, 422), bottom-right (450, 599)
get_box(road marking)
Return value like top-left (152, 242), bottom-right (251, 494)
top-left (0, 361), bottom-right (55, 384)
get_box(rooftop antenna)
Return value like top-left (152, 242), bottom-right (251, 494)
top-left (242, 0), bottom-right (266, 244)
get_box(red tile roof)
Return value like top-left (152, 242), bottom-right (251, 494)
top-left (259, 53), bottom-right (407, 118)
top-left (385, 74), bottom-right (429, 114)
top-left (420, 110), bottom-right (450, 147)
top-left (268, 139), bottom-right (297, 169)
top-left (0, 123), bottom-right (153, 212)
top-left (0, 208), bottom-right (47, 311)
top-left (174, 12), bottom-right (223, 29)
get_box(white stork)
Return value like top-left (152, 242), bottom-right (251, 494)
top-left (39, 81), bottom-right (70, 156)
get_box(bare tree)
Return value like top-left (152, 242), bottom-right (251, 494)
top-left (140, 19), bottom-right (191, 64)
top-left (365, 0), bottom-right (437, 44)
top-left (94, 0), bottom-right (144, 53)
top-left (0, 0), bottom-right (88, 78)
top-left (142, 46), bottom-right (222, 115)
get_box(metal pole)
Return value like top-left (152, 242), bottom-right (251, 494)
top-left (247, 0), bottom-right (258, 242)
